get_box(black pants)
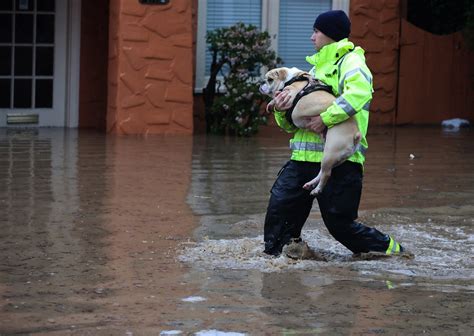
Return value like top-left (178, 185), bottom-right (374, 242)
top-left (263, 160), bottom-right (390, 255)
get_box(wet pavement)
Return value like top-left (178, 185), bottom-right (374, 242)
top-left (0, 126), bottom-right (473, 335)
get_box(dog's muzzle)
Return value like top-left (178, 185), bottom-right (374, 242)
top-left (259, 83), bottom-right (271, 95)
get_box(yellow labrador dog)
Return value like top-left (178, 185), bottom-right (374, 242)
top-left (260, 67), bottom-right (361, 195)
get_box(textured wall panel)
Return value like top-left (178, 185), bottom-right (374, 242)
top-left (350, 0), bottom-right (400, 125)
top-left (107, 0), bottom-right (193, 134)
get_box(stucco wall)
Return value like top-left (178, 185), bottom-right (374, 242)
top-left (350, 0), bottom-right (400, 126)
top-left (107, 0), bottom-right (193, 134)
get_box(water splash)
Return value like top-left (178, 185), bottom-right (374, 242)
top-left (179, 220), bottom-right (473, 292)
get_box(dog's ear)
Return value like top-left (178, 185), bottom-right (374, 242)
top-left (266, 70), bottom-right (277, 81)
top-left (276, 68), bottom-right (288, 80)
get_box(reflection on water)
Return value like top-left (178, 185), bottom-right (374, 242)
top-left (0, 126), bottom-right (473, 335)
top-left (186, 128), bottom-right (474, 282)
top-left (0, 129), bottom-right (197, 334)
top-left (189, 127), bottom-right (474, 216)
top-left (187, 135), bottom-right (287, 239)
top-left (180, 127), bottom-right (474, 334)
top-left (0, 129), bottom-right (112, 332)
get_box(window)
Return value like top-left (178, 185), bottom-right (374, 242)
top-left (205, 0), bottom-right (261, 75)
top-left (195, 0), bottom-right (350, 91)
top-left (278, 0), bottom-right (332, 71)
top-left (0, 0), bottom-right (55, 108)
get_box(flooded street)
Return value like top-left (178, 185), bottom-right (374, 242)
top-left (1, 127), bottom-right (473, 335)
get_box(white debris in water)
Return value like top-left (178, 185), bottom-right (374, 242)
top-left (160, 331), bottom-right (183, 336)
top-left (441, 118), bottom-right (470, 130)
top-left (181, 296), bottom-right (207, 303)
top-left (195, 330), bottom-right (246, 336)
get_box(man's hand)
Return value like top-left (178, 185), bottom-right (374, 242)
top-left (272, 90), bottom-right (294, 111)
top-left (306, 115), bottom-right (327, 138)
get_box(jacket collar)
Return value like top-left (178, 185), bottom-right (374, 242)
top-left (305, 38), bottom-right (355, 66)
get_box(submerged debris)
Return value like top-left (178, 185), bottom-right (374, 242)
top-left (441, 118), bottom-right (470, 130)
top-left (181, 296), bottom-right (207, 303)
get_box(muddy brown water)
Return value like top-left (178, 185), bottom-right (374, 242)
top-left (0, 127), bottom-right (473, 335)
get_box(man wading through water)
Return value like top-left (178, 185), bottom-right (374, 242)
top-left (263, 10), bottom-right (406, 257)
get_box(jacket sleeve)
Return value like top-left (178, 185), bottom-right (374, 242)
top-left (274, 109), bottom-right (298, 133)
top-left (320, 54), bottom-right (373, 128)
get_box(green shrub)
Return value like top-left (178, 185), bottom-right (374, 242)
top-left (203, 22), bottom-right (281, 136)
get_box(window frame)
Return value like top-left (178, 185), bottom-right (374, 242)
top-left (195, 0), bottom-right (350, 93)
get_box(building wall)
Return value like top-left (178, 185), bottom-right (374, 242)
top-left (191, 0), bottom-right (206, 134)
top-left (350, 0), bottom-right (400, 125)
top-left (396, 21), bottom-right (474, 124)
top-left (351, 0), bottom-right (474, 126)
top-left (77, 0), bottom-right (471, 134)
top-left (191, 0), bottom-right (473, 132)
top-left (106, 0), bottom-right (194, 134)
top-left (79, 0), bottom-right (109, 130)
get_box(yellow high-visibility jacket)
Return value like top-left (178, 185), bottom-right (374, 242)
top-left (275, 38), bottom-right (373, 165)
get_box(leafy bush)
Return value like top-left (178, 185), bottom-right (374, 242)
top-left (203, 22), bottom-right (281, 136)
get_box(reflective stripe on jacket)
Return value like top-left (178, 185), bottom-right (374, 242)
top-left (274, 38), bottom-right (373, 165)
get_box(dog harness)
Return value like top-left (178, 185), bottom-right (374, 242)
top-left (283, 74), bottom-right (333, 125)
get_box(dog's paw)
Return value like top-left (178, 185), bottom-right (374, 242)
top-left (310, 186), bottom-right (323, 196)
top-left (303, 181), bottom-right (315, 190)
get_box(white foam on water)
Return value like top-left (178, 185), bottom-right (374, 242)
top-left (195, 330), bottom-right (246, 336)
top-left (179, 222), bottom-right (473, 290)
top-left (441, 118), bottom-right (470, 130)
top-left (181, 296), bottom-right (207, 303)
top-left (160, 331), bottom-right (183, 335)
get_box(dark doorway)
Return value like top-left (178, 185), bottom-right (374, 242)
top-left (79, 0), bottom-right (109, 130)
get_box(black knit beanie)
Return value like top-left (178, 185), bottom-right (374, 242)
top-left (313, 10), bottom-right (351, 41)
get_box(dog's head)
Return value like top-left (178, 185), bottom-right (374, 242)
top-left (259, 67), bottom-right (305, 97)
